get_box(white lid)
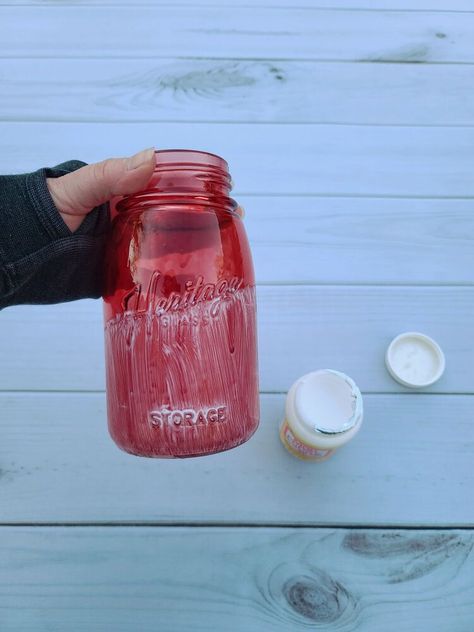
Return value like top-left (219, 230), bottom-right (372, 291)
top-left (285, 370), bottom-right (363, 449)
top-left (385, 332), bottom-right (445, 388)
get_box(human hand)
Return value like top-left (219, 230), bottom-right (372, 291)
top-left (46, 147), bottom-right (156, 232)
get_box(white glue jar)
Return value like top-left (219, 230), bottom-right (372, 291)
top-left (280, 369), bottom-right (363, 462)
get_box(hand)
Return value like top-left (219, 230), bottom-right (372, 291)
top-left (46, 147), bottom-right (156, 232)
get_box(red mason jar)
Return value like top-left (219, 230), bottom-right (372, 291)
top-left (103, 149), bottom-right (260, 458)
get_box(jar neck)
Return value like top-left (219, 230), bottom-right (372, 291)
top-left (116, 149), bottom-right (236, 214)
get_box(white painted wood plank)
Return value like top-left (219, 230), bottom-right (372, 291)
top-left (1, 527), bottom-right (473, 631)
top-left (0, 393), bottom-right (473, 526)
top-left (2, 58), bottom-right (474, 125)
top-left (0, 7), bottom-right (471, 62)
top-left (243, 197), bottom-right (474, 285)
top-left (4, 193), bottom-right (472, 286)
top-left (2, 122), bottom-right (474, 197)
top-left (1, 287), bottom-right (472, 393)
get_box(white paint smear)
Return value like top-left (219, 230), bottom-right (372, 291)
top-left (104, 286), bottom-right (259, 458)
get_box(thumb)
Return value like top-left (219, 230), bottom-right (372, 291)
top-left (47, 147), bottom-right (156, 232)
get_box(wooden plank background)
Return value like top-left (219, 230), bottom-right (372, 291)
top-left (2, 59), bottom-right (474, 126)
top-left (2, 287), bottom-right (473, 393)
top-left (1, 7), bottom-right (473, 63)
top-left (3, 123), bottom-right (474, 196)
top-left (2, 527), bottom-right (474, 631)
top-left (1, 1), bottom-right (473, 629)
top-left (1, 393), bottom-right (473, 525)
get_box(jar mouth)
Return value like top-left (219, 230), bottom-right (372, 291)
top-left (154, 148), bottom-right (229, 172)
top-left (151, 149), bottom-right (232, 191)
top-left (116, 148), bottom-right (235, 214)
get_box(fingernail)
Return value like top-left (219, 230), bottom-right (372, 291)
top-left (126, 147), bottom-right (155, 170)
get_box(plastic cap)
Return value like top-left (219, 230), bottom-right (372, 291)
top-left (385, 332), bottom-right (445, 388)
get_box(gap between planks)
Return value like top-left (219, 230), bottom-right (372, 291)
top-left (2, 4), bottom-right (474, 14)
top-left (7, 118), bottom-right (474, 129)
top-left (8, 120), bottom-right (474, 127)
top-left (0, 522), bottom-right (473, 529)
top-left (1, 390), bottom-right (472, 396)
top-left (3, 55), bottom-right (474, 66)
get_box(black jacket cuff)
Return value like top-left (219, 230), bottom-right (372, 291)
top-left (0, 160), bottom-right (110, 308)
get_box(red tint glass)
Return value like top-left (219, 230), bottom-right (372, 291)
top-left (103, 149), bottom-right (259, 457)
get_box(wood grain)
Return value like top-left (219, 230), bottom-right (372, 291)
top-left (1, 527), bottom-right (473, 631)
top-left (3, 58), bottom-right (474, 125)
top-left (1, 287), bottom-right (472, 393)
top-left (0, 392), bottom-right (473, 525)
top-left (0, 0), bottom-right (472, 624)
top-left (0, 7), bottom-right (472, 62)
top-left (242, 196), bottom-right (474, 284)
top-left (3, 122), bottom-right (474, 198)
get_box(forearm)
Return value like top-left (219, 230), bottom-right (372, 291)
top-left (0, 160), bottom-right (109, 309)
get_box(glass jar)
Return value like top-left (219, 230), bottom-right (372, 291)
top-left (103, 149), bottom-right (259, 458)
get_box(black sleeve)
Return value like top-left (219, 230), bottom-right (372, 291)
top-left (0, 160), bottom-right (109, 309)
